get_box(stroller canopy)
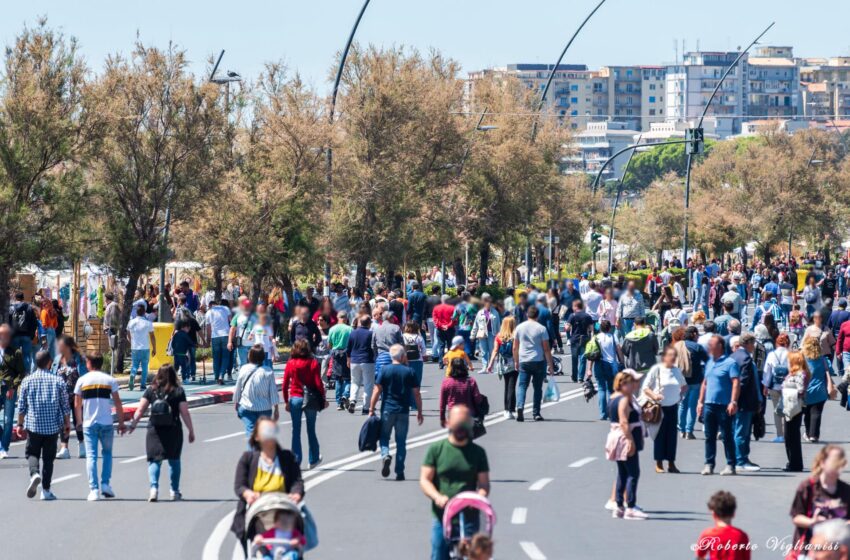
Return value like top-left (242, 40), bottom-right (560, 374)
top-left (442, 492), bottom-right (497, 540)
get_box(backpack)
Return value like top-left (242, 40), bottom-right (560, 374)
top-left (498, 337), bottom-right (514, 358)
top-left (584, 335), bottom-right (601, 362)
top-left (11, 304), bottom-right (35, 336)
top-left (805, 290), bottom-right (818, 305)
top-left (149, 390), bottom-right (174, 428)
top-left (403, 335), bottom-right (421, 361)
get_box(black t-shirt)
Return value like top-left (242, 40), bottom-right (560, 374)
top-left (822, 278), bottom-right (838, 299)
top-left (142, 386), bottom-right (187, 425)
top-left (790, 478), bottom-right (850, 545)
top-left (566, 311), bottom-right (594, 347)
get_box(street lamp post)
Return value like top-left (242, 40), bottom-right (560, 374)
top-left (607, 135), bottom-right (642, 274)
top-left (681, 22), bottom-right (775, 270)
top-left (527, 0), bottom-right (607, 285)
top-left (326, 0), bottom-right (371, 297)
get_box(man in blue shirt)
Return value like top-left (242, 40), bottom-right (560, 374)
top-left (697, 335), bottom-right (740, 476)
top-left (407, 282), bottom-right (428, 327)
top-left (369, 344), bottom-right (423, 481)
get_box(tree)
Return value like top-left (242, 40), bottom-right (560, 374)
top-left (621, 140), bottom-right (714, 193)
top-left (328, 45), bottom-right (465, 290)
top-left (89, 42), bottom-right (225, 368)
top-left (617, 173), bottom-right (684, 264)
top-left (0, 20), bottom-right (98, 317)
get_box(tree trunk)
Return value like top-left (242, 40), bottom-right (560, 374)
top-left (355, 257), bottom-right (368, 292)
top-left (655, 249), bottom-right (663, 268)
top-left (761, 244), bottom-right (771, 265)
top-left (0, 266), bottom-right (10, 326)
top-left (117, 273), bottom-right (141, 374)
top-left (213, 265), bottom-right (223, 302)
top-left (478, 241), bottom-right (490, 289)
top-left (250, 271), bottom-right (264, 305)
top-left (385, 268), bottom-right (395, 292)
top-left (453, 258), bottom-right (465, 290)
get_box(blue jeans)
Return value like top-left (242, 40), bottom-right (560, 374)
top-left (83, 423), bottom-right (114, 490)
top-left (734, 410), bottom-right (754, 465)
top-left (44, 327), bottom-right (56, 359)
top-left (433, 328), bottom-right (455, 366)
top-left (753, 290), bottom-right (761, 307)
top-left (430, 515), bottom-right (479, 560)
top-left (375, 351), bottom-right (392, 382)
top-left (238, 406), bottom-right (271, 443)
top-left (12, 335), bottom-right (33, 373)
top-left (335, 379), bottom-right (351, 406)
top-left (677, 384), bottom-right (701, 434)
top-left (408, 361), bottom-right (423, 411)
top-left (379, 411), bottom-right (410, 476)
top-left (289, 397), bottom-right (320, 465)
top-left (211, 336), bottom-right (230, 381)
top-left (570, 342), bottom-right (587, 382)
top-left (148, 459), bottom-right (181, 492)
top-left (174, 355), bottom-right (190, 382)
top-left (459, 330), bottom-right (473, 357)
top-left (0, 388), bottom-right (16, 451)
top-left (703, 403), bottom-right (736, 468)
top-left (516, 361), bottom-right (547, 416)
top-left (476, 335), bottom-right (494, 369)
top-left (237, 346), bottom-right (250, 369)
top-left (621, 318), bottom-right (635, 335)
top-left (593, 361), bottom-right (615, 420)
top-left (130, 349), bottom-right (150, 389)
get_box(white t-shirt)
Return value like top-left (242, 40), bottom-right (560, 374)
top-left (232, 313), bottom-right (257, 348)
top-left (127, 317), bottom-right (155, 350)
top-left (206, 305), bottom-right (232, 339)
top-left (697, 332), bottom-right (713, 352)
top-left (74, 371), bottom-right (119, 427)
top-left (643, 364), bottom-right (686, 407)
top-left (249, 324), bottom-right (275, 356)
top-left (583, 291), bottom-right (603, 321)
top-left (597, 332), bottom-right (617, 364)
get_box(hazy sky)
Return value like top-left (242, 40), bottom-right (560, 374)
top-left (3, 1), bottom-right (849, 91)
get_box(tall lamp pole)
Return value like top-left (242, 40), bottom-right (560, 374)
top-left (607, 135), bottom-right (642, 274)
top-left (326, 0), bottom-right (371, 296)
top-left (681, 22), bottom-right (774, 271)
top-left (527, 0), bottom-right (607, 285)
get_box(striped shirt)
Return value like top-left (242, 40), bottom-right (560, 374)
top-left (17, 369), bottom-right (70, 435)
top-left (74, 371), bottom-right (119, 427)
top-left (234, 364), bottom-right (280, 412)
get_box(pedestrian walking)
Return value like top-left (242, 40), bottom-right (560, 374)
top-left (698, 335), bottom-right (740, 476)
top-left (470, 294), bottom-right (500, 374)
top-left (16, 350), bottom-right (71, 500)
top-left (565, 299), bottom-right (594, 383)
top-left (616, 281), bottom-right (645, 336)
top-left (230, 299), bottom-right (259, 371)
top-left (420, 405), bottom-right (490, 560)
top-left (73, 353), bottom-right (125, 500)
top-left (513, 305), bottom-right (555, 422)
top-left (641, 346), bottom-right (686, 473)
top-left (486, 315), bottom-right (519, 419)
top-left (9, 292), bottom-right (38, 372)
top-left (128, 364), bottom-right (196, 501)
top-left (282, 339), bottom-right (326, 469)
top-left (588, 320), bottom-right (622, 421)
top-left (439, 358), bottom-right (483, 428)
top-left (328, 311), bottom-right (353, 410)
top-left (678, 326), bottom-right (708, 440)
top-left (443, 335), bottom-right (473, 377)
top-left (127, 304), bottom-right (156, 391)
top-left (39, 299), bottom-right (58, 359)
top-left (606, 370), bottom-right (648, 520)
top-left (206, 298), bottom-right (232, 384)
top-left (347, 314), bottom-right (376, 415)
top-left (231, 417), bottom-right (304, 554)
top-left (373, 310), bottom-right (403, 381)
top-left (621, 316), bottom-right (659, 373)
top-left (0, 324), bottom-right (26, 459)
top-left (763, 333), bottom-right (790, 444)
top-left (53, 335), bottom-right (88, 460)
top-left (730, 333), bottom-right (762, 472)
top-left (802, 336), bottom-right (836, 444)
top-left (233, 344), bottom-right (280, 442)
top-left (431, 295), bottom-right (456, 367)
top-left (402, 321), bottom-right (426, 409)
top-left (369, 344), bottom-right (423, 480)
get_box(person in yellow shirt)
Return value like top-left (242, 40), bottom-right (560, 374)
top-left (443, 336), bottom-right (473, 377)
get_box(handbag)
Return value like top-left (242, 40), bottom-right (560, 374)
top-left (303, 384), bottom-right (325, 412)
top-left (641, 400), bottom-right (662, 424)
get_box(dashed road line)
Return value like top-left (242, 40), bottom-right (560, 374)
top-left (520, 541), bottom-right (547, 560)
top-left (529, 477), bottom-right (553, 491)
top-left (203, 431), bottom-right (244, 443)
top-left (51, 474), bottom-right (81, 484)
top-left (511, 507), bottom-right (528, 525)
top-left (120, 455), bottom-right (147, 464)
top-left (568, 456), bottom-right (597, 468)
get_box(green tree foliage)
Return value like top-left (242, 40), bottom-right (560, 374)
top-left (621, 140), bottom-right (714, 192)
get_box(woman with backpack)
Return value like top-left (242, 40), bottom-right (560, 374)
top-left (487, 316), bottom-right (519, 419)
top-left (802, 276), bottom-right (823, 319)
top-left (764, 333), bottom-right (791, 444)
top-left (128, 364), bottom-right (196, 501)
top-left (782, 351), bottom-right (809, 472)
top-left (587, 320), bottom-right (622, 421)
top-left (53, 335), bottom-right (88, 459)
top-left (402, 321), bottom-right (426, 410)
top-left (439, 358), bottom-right (483, 428)
top-left (470, 294), bottom-right (501, 374)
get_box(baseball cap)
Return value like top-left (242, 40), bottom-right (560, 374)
top-left (451, 336), bottom-right (464, 349)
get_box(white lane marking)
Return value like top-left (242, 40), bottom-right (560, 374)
top-left (204, 431), bottom-right (244, 443)
top-left (120, 455), bottom-right (147, 464)
top-left (51, 474), bottom-right (81, 484)
top-left (511, 507), bottom-right (528, 525)
top-left (202, 511), bottom-right (235, 560)
top-left (520, 541), bottom-right (547, 560)
top-left (203, 387), bottom-right (584, 560)
top-left (568, 456), bottom-right (597, 468)
top-left (529, 477), bottom-right (553, 491)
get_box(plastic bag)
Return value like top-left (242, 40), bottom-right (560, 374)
top-left (543, 375), bottom-right (560, 403)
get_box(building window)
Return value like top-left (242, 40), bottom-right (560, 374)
top-left (649, 84), bottom-right (656, 90)
top-left (570, 84), bottom-right (578, 91)
top-left (649, 109), bottom-right (656, 115)
top-left (571, 110), bottom-right (578, 116)
top-left (649, 96), bottom-right (656, 103)
top-left (571, 97), bottom-right (578, 104)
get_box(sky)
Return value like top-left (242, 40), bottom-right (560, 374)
top-left (3, 0), bottom-right (850, 92)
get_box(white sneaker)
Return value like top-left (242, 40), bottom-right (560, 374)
top-left (503, 410), bottom-right (511, 419)
top-left (604, 499), bottom-right (618, 511)
top-left (55, 447), bottom-right (70, 460)
top-left (0, 449), bottom-right (8, 459)
top-left (148, 488), bottom-right (158, 502)
top-left (624, 507), bottom-right (649, 520)
top-left (40, 489), bottom-right (57, 501)
top-left (87, 490), bottom-right (100, 501)
top-left (170, 490), bottom-right (182, 501)
top-left (101, 484), bottom-right (115, 499)
top-left (26, 473), bottom-right (41, 498)
top-left (612, 507), bottom-right (624, 518)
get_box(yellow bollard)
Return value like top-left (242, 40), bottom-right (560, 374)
top-left (149, 322), bottom-right (175, 370)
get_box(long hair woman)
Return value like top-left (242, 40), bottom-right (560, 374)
top-left (487, 315), bottom-right (518, 419)
top-left (801, 336), bottom-right (836, 443)
top-left (790, 445), bottom-right (850, 553)
top-left (642, 346), bottom-right (686, 473)
top-left (53, 335), bottom-right (88, 459)
top-left (606, 370), bottom-right (647, 520)
top-left (128, 365), bottom-right (195, 501)
top-left (439, 358), bottom-right (482, 428)
top-left (282, 339), bottom-right (327, 469)
top-left (783, 351), bottom-right (810, 472)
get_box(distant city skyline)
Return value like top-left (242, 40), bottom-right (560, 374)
top-left (2, 1), bottom-right (849, 91)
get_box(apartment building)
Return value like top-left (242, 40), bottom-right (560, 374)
top-left (564, 121), bottom-right (640, 180)
top-left (641, 66), bottom-right (667, 129)
top-left (800, 57), bottom-right (850, 119)
top-left (747, 46), bottom-right (800, 118)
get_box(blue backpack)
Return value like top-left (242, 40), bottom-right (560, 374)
top-left (498, 338), bottom-right (513, 358)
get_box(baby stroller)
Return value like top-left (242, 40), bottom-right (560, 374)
top-left (442, 492), bottom-right (496, 560)
top-left (246, 493), bottom-right (318, 560)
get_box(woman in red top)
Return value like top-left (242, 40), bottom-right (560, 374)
top-left (311, 298), bottom-right (338, 328)
top-left (439, 358), bottom-right (482, 428)
top-left (282, 340), bottom-right (327, 469)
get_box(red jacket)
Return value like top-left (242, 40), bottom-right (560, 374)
top-left (432, 303), bottom-right (456, 331)
top-left (282, 357), bottom-right (325, 401)
top-left (838, 321), bottom-right (850, 355)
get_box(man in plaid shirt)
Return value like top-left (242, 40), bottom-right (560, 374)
top-left (15, 350), bottom-right (71, 501)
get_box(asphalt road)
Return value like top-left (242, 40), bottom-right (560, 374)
top-left (0, 345), bottom-right (846, 559)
